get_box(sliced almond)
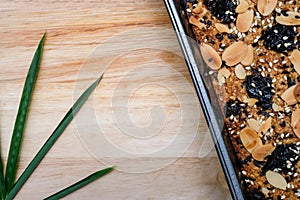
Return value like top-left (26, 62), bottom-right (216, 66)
top-left (266, 171), bottom-right (287, 190)
top-left (236, 0), bottom-right (249, 13)
top-left (257, 0), bottom-right (278, 16)
top-left (241, 45), bottom-right (254, 66)
top-left (222, 41), bottom-right (248, 66)
top-left (200, 43), bottom-right (222, 70)
top-left (217, 67), bottom-right (231, 84)
top-left (276, 12), bottom-right (300, 26)
top-left (261, 187), bottom-right (269, 196)
top-left (215, 23), bottom-right (230, 33)
top-left (281, 85), bottom-right (297, 105)
top-left (272, 103), bottom-right (280, 111)
top-left (189, 15), bottom-right (205, 29)
top-left (237, 9), bottom-right (253, 32)
top-left (291, 109), bottom-right (300, 138)
top-left (252, 144), bottom-right (275, 161)
top-left (193, 2), bottom-right (208, 15)
top-left (291, 49), bottom-right (300, 75)
top-left (235, 64), bottom-right (246, 79)
top-left (244, 98), bottom-right (258, 107)
top-left (240, 127), bottom-right (262, 153)
top-left (294, 84), bottom-right (300, 102)
top-left (247, 118), bottom-right (261, 132)
top-left (258, 117), bottom-right (272, 134)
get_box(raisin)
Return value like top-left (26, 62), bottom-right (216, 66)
top-left (244, 189), bottom-right (265, 200)
top-left (215, 33), bottom-right (223, 41)
top-left (240, 156), bottom-right (252, 165)
top-left (224, 99), bottom-right (247, 118)
top-left (287, 76), bottom-right (296, 87)
top-left (203, 0), bottom-right (237, 23)
top-left (183, 0), bottom-right (199, 4)
top-left (261, 24), bottom-right (297, 53)
top-left (262, 144), bottom-right (299, 174)
top-left (246, 75), bottom-right (274, 110)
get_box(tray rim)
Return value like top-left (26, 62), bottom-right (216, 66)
top-left (163, 1), bottom-right (245, 199)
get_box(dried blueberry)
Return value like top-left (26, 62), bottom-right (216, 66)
top-left (240, 156), bottom-right (252, 165)
top-left (224, 99), bottom-right (247, 118)
top-left (215, 33), bottom-right (223, 41)
top-left (261, 24), bottom-right (297, 53)
top-left (287, 76), bottom-right (296, 87)
top-left (203, 0), bottom-right (237, 23)
top-left (246, 75), bottom-right (274, 110)
top-left (262, 144), bottom-right (299, 174)
top-left (183, 0), bottom-right (199, 4)
top-left (244, 189), bottom-right (265, 200)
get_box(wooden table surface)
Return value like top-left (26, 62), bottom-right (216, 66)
top-left (0, 1), bottom-right (231, 199)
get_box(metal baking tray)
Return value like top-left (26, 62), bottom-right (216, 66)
top-left (163, 0), bottom-right (245, 199)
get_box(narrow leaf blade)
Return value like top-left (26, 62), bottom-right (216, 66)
top-left (0, 152), bottom-right (5, 199)
top-left (44, 167), bottom-right (114, 200)
top-left (6, 75), bottom-right (103, 200)
top-left (5, 33), bottom-right (46, 192)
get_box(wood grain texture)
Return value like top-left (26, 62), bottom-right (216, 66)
top-left (0, 0), bottom-right (231, 199)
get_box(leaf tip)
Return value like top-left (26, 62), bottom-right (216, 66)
top-left (95, 74), bottom-right (104, 86)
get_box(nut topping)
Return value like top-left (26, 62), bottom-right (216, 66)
top-left (252, 144), bottom-right (275, 161)
top-left (193, 2), bottom-right (207, 15)
top-left (215, 23), bottom-right (230, 33)
top-left (266, 170), bottom-right (287, 190)
top-left (247, 118), bottom-right (261, 132)
top-left (244, 98), bottom-right (258, 107)
top-left (236, 0), bottom-right (249, 14)
top-left (294, 84), bottom-right (300, 102)
top-left (241, 45), bottom-right (254, 66)
top-left (258, 117), bottom-right (272, 134)
top-left (291, 49), bottom-right (300, 75)
top-left (240, 127), bottom-right (262, 153)
top-left (291, 109), bottom-right (300, 138)
top-left (281, 85), bottom-right (298, 105)
top-left (257, 0), bottom-right (278, 16)
top-left (222, 41), bottom-right (248, 66)
top-left (272, 103), bottom-right (280, 112)
top-left (189, 15), bottom-right (205, 30)
top-left (276, 12), bottom-right (300, 26)
top-left (200, 43), bottom-right (222, 70)
top-left (217, 67), bottom-right (231, 84)
top-left (235, 64), bottom-right (246, 79)
top-left (236, 9), bottom-right (253, 33)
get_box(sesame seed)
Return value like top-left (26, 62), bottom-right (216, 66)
top-left (269, 62), bottom-right (273, 67)
top-left (283, 36), bottom-right (289, 40)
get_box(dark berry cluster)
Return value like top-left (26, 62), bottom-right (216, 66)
top-left (261, 24), bottom-right (298, 53)
top-left (262, 144), bottom-right (299, 175)
top-left (225, 99), bottom-right (247, 119)
top-left (244, 189), bottom-right (265, 200)
top-left (246, 74), bottom-right (274, 110)
top-left (183, 0), bottom-right (198, 4)
top-left (203, 0), bottom-right (237, 23)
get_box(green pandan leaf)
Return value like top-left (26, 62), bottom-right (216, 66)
top-left (6, 75), bottom-right (104, 200)
top-left (5, 33), bottom-right (46, 192)
top-left (44, 167), bottom-right (114, 200)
